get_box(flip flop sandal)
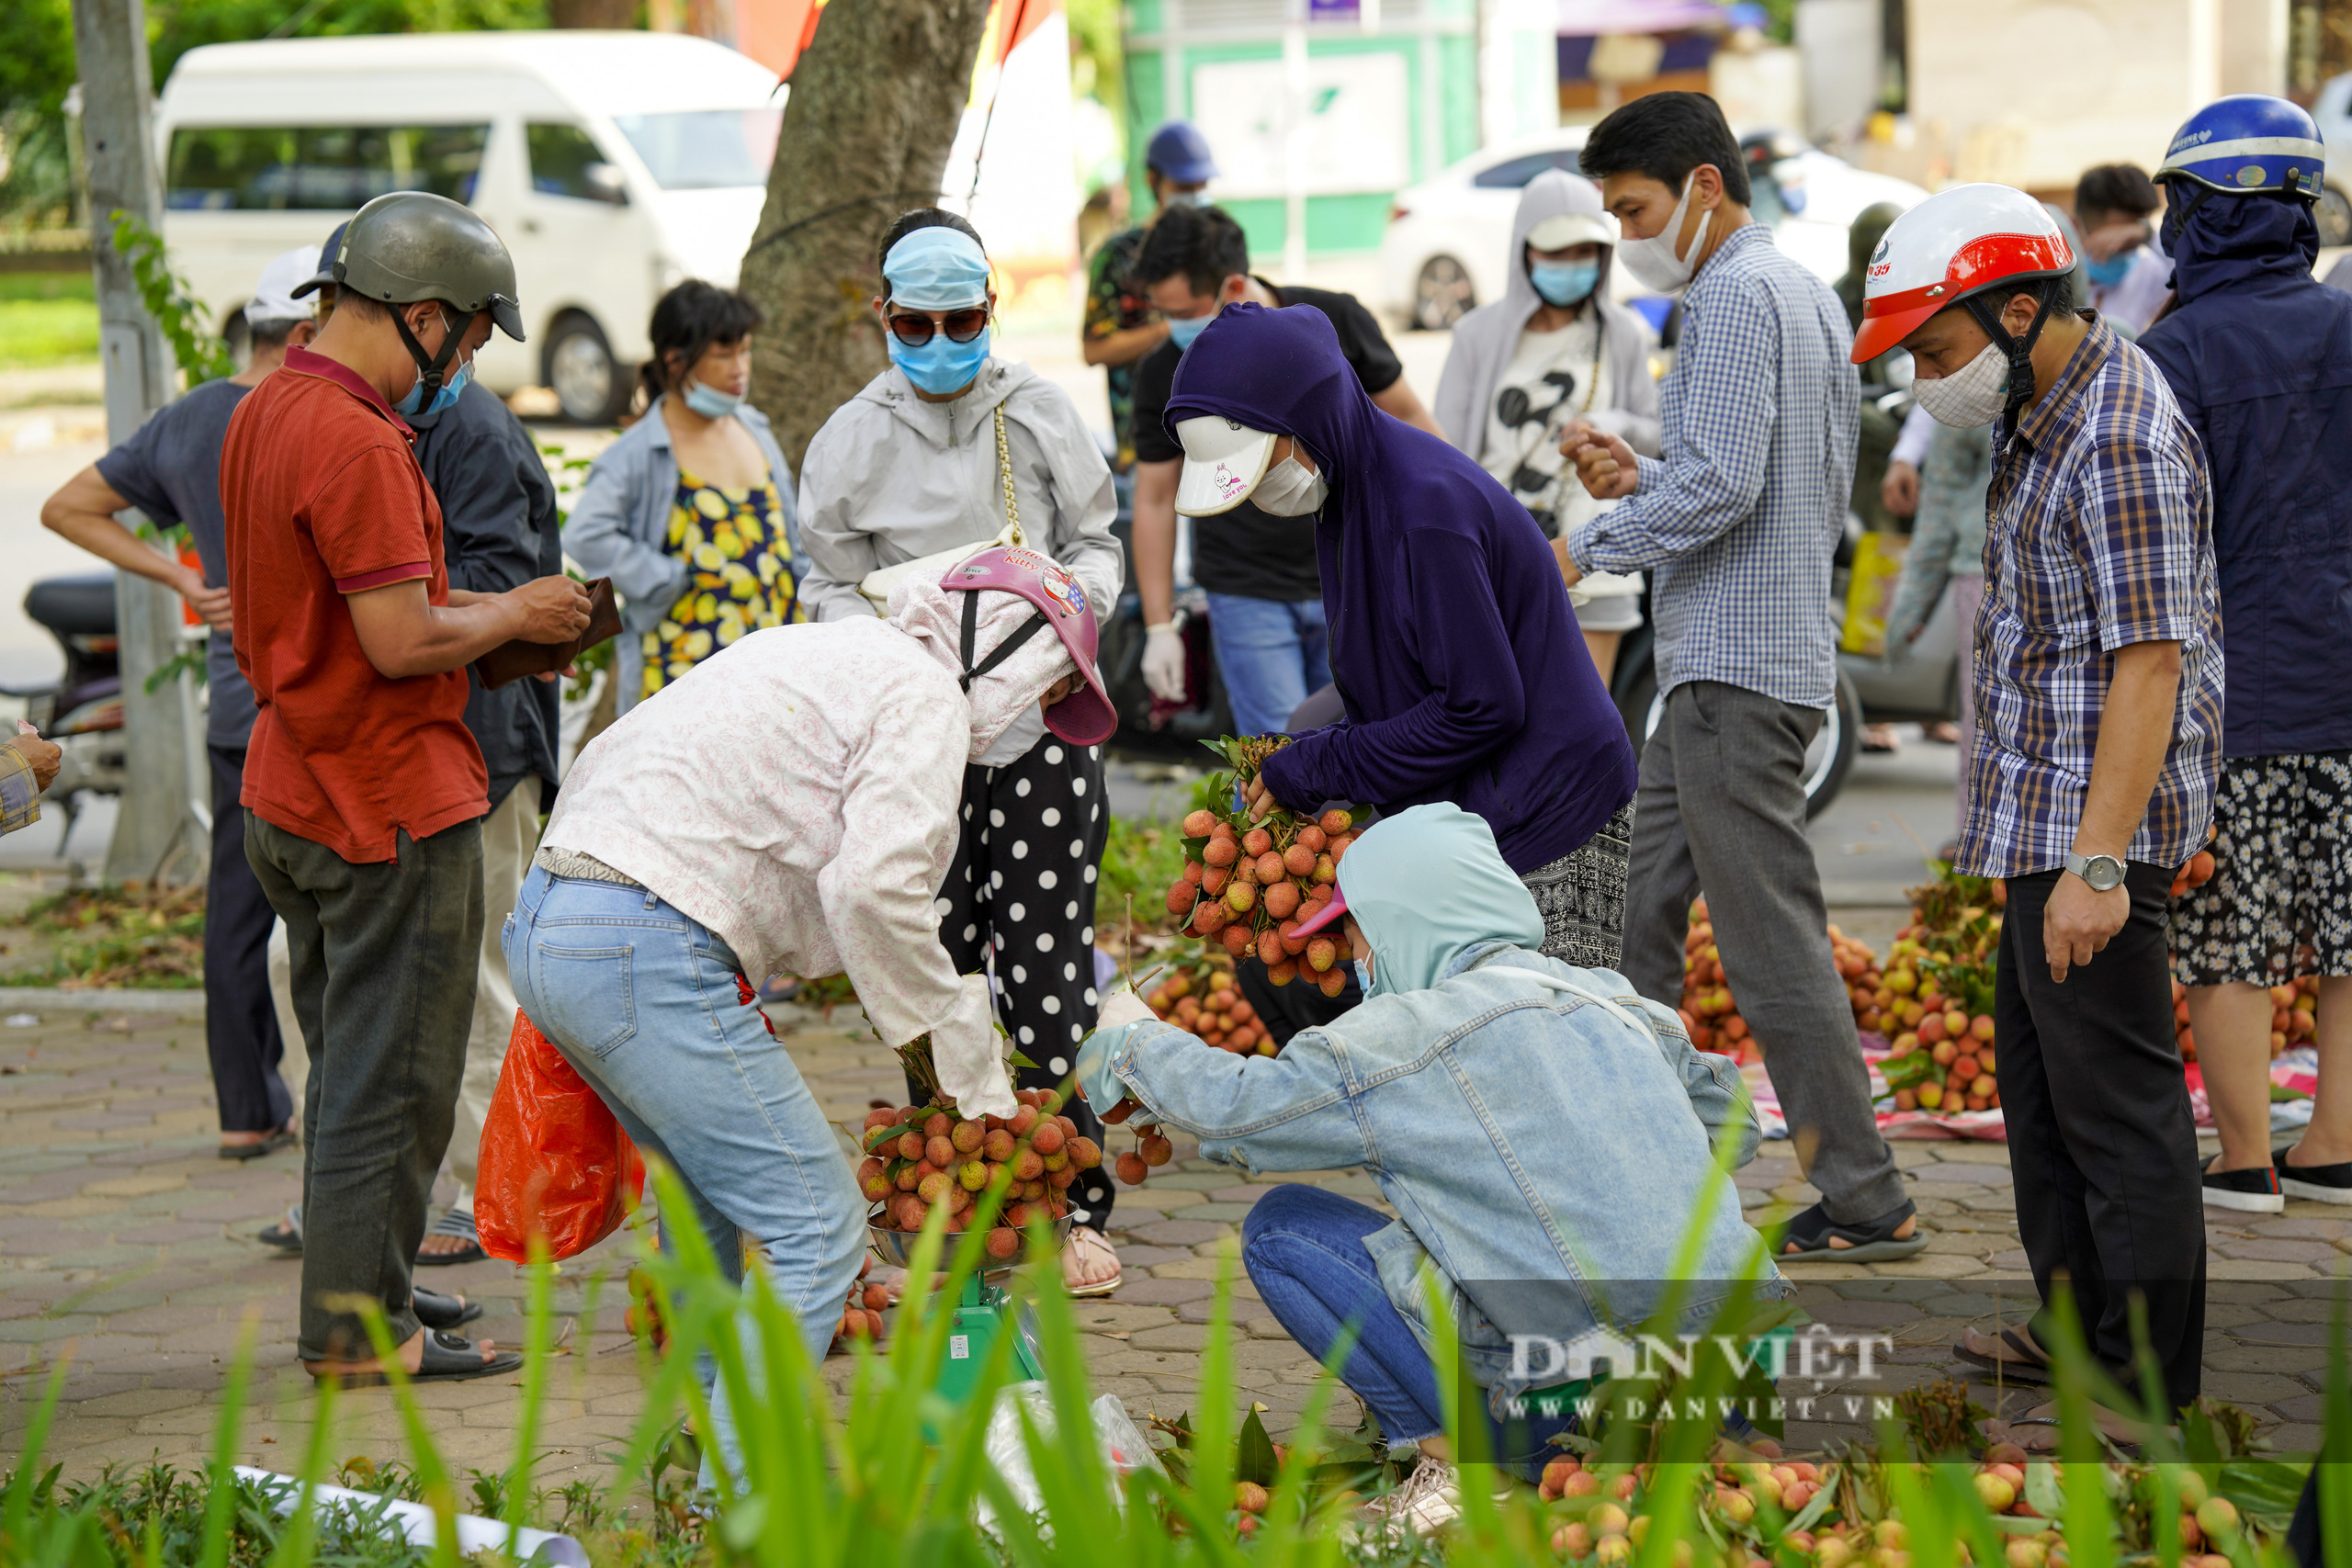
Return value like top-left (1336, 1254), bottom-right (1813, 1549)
top-left (1776, 1199), bottom-right (1929, 1264)
top-left (258, 1205), bottom-right (302, 1254)
top-left (1953, 1325), bottom-right (2052, 1387)
top-left (1062, 1225), bottom-right (1123, 1299)
top-left (312, 1329), bottom-right (521, 1387)
top-left (219, 1124), bottom-right (298, 1160)
top-left (413, 1287), bottom-right (483, 1330)
top-left (415, 1208), bottom-right (485, 1268)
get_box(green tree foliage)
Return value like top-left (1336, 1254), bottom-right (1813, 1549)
top-left (0, 0), bottom-right (552, 228)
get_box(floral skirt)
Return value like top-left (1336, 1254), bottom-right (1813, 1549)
top-left (1521, 803), bottom-right (1634, 970)
top-left (2172, 750), bottom-right (2352, 987)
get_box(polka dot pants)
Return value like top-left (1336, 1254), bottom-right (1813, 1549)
top-left (928, 734), bottom-right (1115, 1232)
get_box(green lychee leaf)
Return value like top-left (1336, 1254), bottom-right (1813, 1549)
top-left (1235, 1406), bottom-right (1280, 1487)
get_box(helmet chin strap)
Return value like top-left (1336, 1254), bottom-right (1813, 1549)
top-left (1961, 287), bottom-right (2059, 425)
top-left (390, 304), bottom-right (475, 405)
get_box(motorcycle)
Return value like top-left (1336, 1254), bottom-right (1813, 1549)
top-left (0, 571), bottom-right (130, 849)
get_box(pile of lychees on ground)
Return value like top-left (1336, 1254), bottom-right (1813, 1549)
top-left (854, 1087), bottom-right (1102, 1260)
top-left (1162, 736), bottom-right (1358, 997)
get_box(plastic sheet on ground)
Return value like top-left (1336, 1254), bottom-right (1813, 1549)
top-left (1744, 1032), bottom-right (2006, 1143)
top-left (2186, 1045), bottom-right (2317, 1133)
top-left (975, 1381), bottom-right (1160, 1536)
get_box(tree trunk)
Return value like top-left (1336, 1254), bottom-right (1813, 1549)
top-left (548, 0), bottom-right (639, 28)
top-left (739, 0), bottom-right (994, 470)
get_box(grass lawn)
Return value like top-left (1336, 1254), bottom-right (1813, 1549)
top-left (0, 270), bottom-right (99, 367)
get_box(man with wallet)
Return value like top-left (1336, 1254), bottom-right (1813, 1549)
top-left (222, 191), bottom-right (591, 1383)
top-left (303, 225), bottom-right (574, 1266)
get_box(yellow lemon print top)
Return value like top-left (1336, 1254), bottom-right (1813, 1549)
top-left (643, 469), bottom-right (800, 698)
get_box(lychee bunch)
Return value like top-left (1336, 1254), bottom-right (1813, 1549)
top-left (1142, 943), bottom-right (1269, 1055)
top-left (855, 1089), bottom-right (1102, 1256)
top-left (830, 1253), bottom-right (890, 1349)
top-left (1165, 796), bottom-right (1356, 998)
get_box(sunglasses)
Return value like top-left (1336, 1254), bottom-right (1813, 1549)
top-left (884, 304), bottom-right (989, 347)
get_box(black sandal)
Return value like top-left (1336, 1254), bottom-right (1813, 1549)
top-left (258, 1205), bottom-right (302, 1254)
top-left (1953, 1325), bottom-right (2052, 1386)
top-left (219, 1123), bottom-right (297, 1161)
top-left (311, 1329), bottom-right (520, 1387)
top-left (413, 1287), bottom-right (482, 1331)
top-left (414, 1208), bottom-right (485, 1267)
top-left (1776, 1198), bottom-right (1928, 1263)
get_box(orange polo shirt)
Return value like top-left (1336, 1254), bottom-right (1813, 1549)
top-left (221, 345), bottom-right (486, 863)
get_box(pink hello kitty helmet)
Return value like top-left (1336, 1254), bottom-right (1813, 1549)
top-left (941, 546), bottom-right (1116, 746)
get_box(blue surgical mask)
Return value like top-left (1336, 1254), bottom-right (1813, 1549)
top-left (888, 325), bottom-right (990, 396)
top-left (681, 376), bottom-right (742, 419)
top-left (1167, 190), bottom-right (1211, 209)
top-left (1530, 260), bottom-right (1600, 307)
top-left (2084, 253), bottom-right (2134, 288)
top-left (1166, 312), bottom-right (1214, 351)
top-left (1352, 959), bottom-right (1371, 995)
top-left (394, 357), bottom-right (469, 418)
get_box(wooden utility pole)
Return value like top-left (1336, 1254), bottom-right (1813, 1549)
top-left (738, 0), bottom-right (996, 468)
top-left (72, 0), bottom-right (206, 886)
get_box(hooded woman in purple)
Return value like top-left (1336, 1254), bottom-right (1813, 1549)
top-left (1166, 300), bottom-right (1639, 966)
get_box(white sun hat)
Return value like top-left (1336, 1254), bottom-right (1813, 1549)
top-left (1172, 414), bottom-right (1282, 516)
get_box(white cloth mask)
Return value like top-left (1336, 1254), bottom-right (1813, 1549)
top-left (1251, 454), bottom-right (1328, 516)
top-left (1912, 343), bottom-right (2010, 428)
top-left (1614, 176), bottom-right (1713, 293)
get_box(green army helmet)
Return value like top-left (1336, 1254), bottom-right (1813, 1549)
top-left (297, 191), bottom-right (522, 409)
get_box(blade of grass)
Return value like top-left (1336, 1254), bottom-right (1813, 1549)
top-left (345, 1296), bottom-right (462, 1568)
top-left (264, 1373), bottom-right (340, 1568)
top-left (502, 1238), bottom-right (555, 1558)
top-left (2323, 1269), bottom-right (2352, 1568)
top-left (2, 1351), bottom-right (71, 1551)
top-left (196, 1312), bottom-right (261, 1568)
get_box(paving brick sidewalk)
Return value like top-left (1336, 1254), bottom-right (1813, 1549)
top-left (5, 1004), bottom-right (2346, 1486)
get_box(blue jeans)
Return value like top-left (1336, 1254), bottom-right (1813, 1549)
top-left (1206, 593), bottom-right (1329, 738)
top-left (504, 866), bottom-right (866, 1480)
top-left (1239, 1185), bottom-right (1575, 1478)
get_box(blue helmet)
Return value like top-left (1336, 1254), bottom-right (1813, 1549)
top-left (1145, 121), bottom-right (1217, 186)
top-left (2155, 95), bottom-right (2324, 199)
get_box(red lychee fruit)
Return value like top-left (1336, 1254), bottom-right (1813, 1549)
top-left (1295, 823), bottom-right (1327, 852)
top-left (862, 1106), bottom-right (899, 1132)
top-left (1268, 958), bottom-right (1300, 987)
top-left (1221, 923), bottom-right (1253, 957)
top-left (1193, 900), bottom-right (1229, 937)
top-left (1166, 879), bottom-right (1198, 916)
top-left (1115, 1151), bottom-right (1149, 1185)
top-left (1203, 837), bottom-right (1239, 867)
top-left (951, 1119), bottom-right (985, 1155)
top-left (985, 1226), bottom-right (1020, 1260)
top-left (983, 1128), bottom-right (1016, 1162)
top-left (1263, 881), bottom-right (1302, 920)
top-left (1318, 808), bottom-right (1351, 835)
top-left (1243, 827), bottom-right (1273, 856)
top-left (1140, 1133), bottom-right (1174, 1167)
top-left (924, 1134), bottom-right (954, 1168)
top-left (923, 1111), bottom-right (953, 1139)
top-left (1306, 938), bottom-right (1338, 973)
top-left (1201, 865), bottom-right (1232, 897)
top-left (894, 1162), bottom-right (921, 1192)
top-left (896, 1130), bottom-right (925, 1162)
top-left (1068, 1135), bottom-right (1102, 1168)
top-left (1226, 881), bottom-right (1258, 915)
top-left (857, 1158), bottom-right (893, 1201)
top-left (1182, 809), bottom-right (1217, 837)
top-left (1257, 927), bottom-right (1286, 965)
top-left (1009, 1104), bottom-right (1040, 1136)
top-left (1283, 843), bottom-right (1317, 876)
top-left (1012, 1148), bottom-right (1046, 1181)
top-left (1031, 1121), bottom-right (1066, 1155)
top-left (1317, 966), bottom-right (1347, 998)
top-left (1255, 851), bottom-right (1286, 885)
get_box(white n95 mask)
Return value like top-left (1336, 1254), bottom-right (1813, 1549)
top-left (1250, 455), bottom-right (1328, 516)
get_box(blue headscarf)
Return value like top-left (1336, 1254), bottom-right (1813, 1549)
top-left (1338, 803), bottom-right (1544, 999)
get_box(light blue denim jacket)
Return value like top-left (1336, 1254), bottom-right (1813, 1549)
top-left (1104, 940), bottom-right (1785, 1419)
top-left (561, 395), bottom-right (800, 714)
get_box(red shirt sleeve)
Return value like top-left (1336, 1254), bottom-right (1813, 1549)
top-left (307, 441), bottom-right (435, 594)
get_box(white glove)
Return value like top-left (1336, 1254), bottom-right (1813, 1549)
top-left (1095, 986), bottom-right (1158, 1032)
top-left (1141, 623), bottom-right (1187, 704)
top-left (930, 973), bottom-right (1018, 1119)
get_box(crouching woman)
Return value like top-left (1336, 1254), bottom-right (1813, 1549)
top-left (1075, 804), bottom-right (1783, 1533)
top-left (506, 548), bottom-right (1114, 1471)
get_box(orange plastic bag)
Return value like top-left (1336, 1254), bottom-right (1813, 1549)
top-left (477, 1010), bottom-right (646, 1263)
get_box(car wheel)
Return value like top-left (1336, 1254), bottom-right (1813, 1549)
top-left (545, 312), bottom-right (633, 425)
top-left (1413, 255), bottom-right (1474, 332)
top-left (2319, 186), bottom-right (2352, 249)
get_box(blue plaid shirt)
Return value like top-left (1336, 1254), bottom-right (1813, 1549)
top-left (1565, 221), bottom-right (1856, 708)
top-left (1956, 315), bottom-right (2222, 879)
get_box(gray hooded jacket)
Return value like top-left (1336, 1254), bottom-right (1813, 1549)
top-left (796, 357), bottom-right (1119, 764)
top-left (1434, 169), bottom-right (1663, 465)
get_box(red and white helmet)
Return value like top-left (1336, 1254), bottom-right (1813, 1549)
top-left (1851, 183), bottom-right (2074, 364)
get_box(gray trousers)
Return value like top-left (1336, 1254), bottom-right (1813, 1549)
top-left (246, 812), bottom-right (484, 1361)
top-left (1621, 682), bottom-right (1905, 1224)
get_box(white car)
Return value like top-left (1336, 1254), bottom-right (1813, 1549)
top-left (2295, 72), bottom-right (2352, 247)
top-left (1378, 127), bottom-right (1930, 331)
top-left (157, 31), bottom-right (785, 423)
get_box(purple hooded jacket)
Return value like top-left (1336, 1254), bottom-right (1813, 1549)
top-left (1166, 301), bottom-right (1637, 874)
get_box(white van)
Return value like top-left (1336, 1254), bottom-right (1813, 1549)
top-left (156, 31), bottom-right (784, 423)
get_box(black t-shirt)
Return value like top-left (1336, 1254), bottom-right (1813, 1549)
top-left (1131, 281), bottom-right (1404, 604)
top-left (95, 378), bottom-right (256, 749)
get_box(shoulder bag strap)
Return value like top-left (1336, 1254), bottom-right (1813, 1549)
top-left (994, 402), bottom-right (1027, 547)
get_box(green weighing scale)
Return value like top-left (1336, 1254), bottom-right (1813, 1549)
top-left (866, 1203), bottom-right (1073, 1413)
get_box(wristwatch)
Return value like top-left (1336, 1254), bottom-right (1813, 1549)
top-left (2064, 852), bottom-right (2127, 892)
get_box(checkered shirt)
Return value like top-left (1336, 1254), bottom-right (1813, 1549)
top-left (1565, 221), bottom-right (1856, 708)
top-left (1955, 315), bottom-right (2223, 879)
top-left (0, 739), bottom-right (40, 838)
